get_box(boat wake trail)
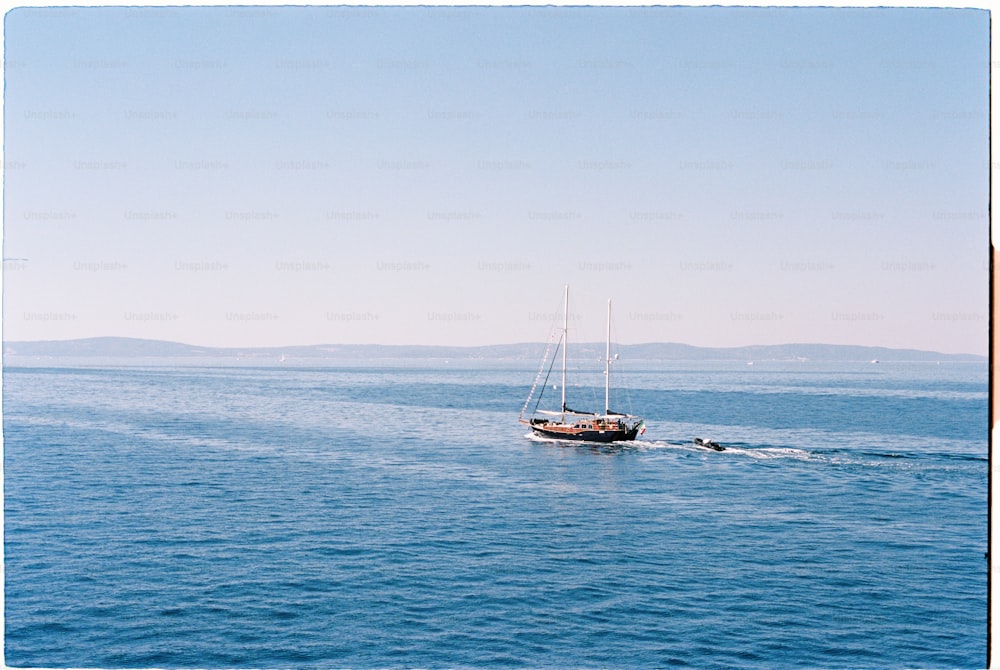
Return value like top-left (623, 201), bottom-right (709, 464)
top-left (529, 433), bottom-right (814, 459)
top-left (632, 438), bottom-right (813, 461)
top-left (720, 444), bottom-right (814, 460)
top-left (525, 431), bottom-right (561, 443)
top-left (526, 434), bottom-right (982, 473)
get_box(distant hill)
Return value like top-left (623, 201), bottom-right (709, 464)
top-left (619, 342), bottom-right (986, 363)
top-left (2, 337), bottom-right (986, 362)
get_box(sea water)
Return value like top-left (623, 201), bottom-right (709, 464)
top-left (3, 360), bottom-right (987, 668)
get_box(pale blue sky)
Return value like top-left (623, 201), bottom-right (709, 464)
top-left (3, 6), bottom-right (990, 354)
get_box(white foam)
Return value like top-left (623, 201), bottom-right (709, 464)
top-left (722, 446), bottom-right (813, 460)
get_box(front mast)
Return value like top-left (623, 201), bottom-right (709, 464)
top-left (561, 284), bottom-right (568, 422)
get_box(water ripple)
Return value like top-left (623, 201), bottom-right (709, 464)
top-left (3, 363), bottom-right (986, 668)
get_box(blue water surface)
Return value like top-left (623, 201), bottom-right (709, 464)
top-left (3, 360), bottom-right (988, 668)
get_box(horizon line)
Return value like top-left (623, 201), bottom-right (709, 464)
top-left (1, 335), bottom-right (987, 359)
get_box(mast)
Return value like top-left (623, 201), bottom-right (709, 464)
top-left (605, 298), bottom-right (611, 415)
top-left (561, 284), bottom-right (568, 420)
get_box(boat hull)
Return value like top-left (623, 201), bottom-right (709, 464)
top-left (529, 424), bottom-right (640, 443)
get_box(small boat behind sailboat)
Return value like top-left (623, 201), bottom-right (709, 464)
top-left (519, 286), bottom-right (644, 443)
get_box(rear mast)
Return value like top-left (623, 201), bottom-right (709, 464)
top-left (605, 298), bottom-right (611, 416)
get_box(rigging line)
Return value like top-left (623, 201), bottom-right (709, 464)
top-left (587, 358), bottom-right (600, 411)
top-left (522, 289), bottom-right (573, 421)
top-left (532, 334), bottom-right (563, 417)
top-left (520, 333), bottom-right (558, 420)
top-left (620, 356), bottom-right (635, 416)
top-left (609, 311), bottom-right (635, 416)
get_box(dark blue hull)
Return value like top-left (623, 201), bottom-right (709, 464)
top-left (531, 425), bottom-right (640, 443)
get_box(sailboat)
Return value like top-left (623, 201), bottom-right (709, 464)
top-left (519, 286), bottom-right (645, 443)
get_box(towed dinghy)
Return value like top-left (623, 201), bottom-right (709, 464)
top-left (694, 437), bottom-right (725, 451)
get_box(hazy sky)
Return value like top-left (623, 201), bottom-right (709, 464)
top-left (3, 6), bottom-right (990, 354)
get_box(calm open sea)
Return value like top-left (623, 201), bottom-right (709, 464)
top-left (3, 359), bottom-right (988, 668)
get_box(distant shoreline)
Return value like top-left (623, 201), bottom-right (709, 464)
top-left (2, 337), bottom-right (986, 363)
